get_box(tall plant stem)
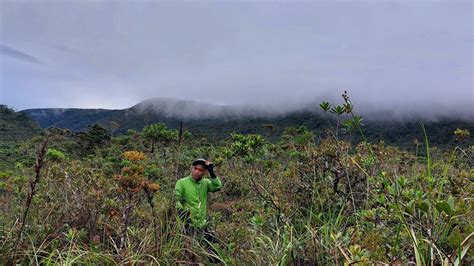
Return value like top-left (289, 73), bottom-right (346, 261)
top-left (12, 134), bottom-right (50, 261)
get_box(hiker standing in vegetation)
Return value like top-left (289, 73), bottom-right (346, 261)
top-left (175, 159), bottom-right (222, 262)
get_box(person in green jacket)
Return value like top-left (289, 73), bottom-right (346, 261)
top-left (175, 159), bottom-right (222, 262)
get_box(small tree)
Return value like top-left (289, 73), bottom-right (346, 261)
top-left (75, 124), bottom-right (111, 155)
top-left (142, 122), bottom-right (178, 155)
top-left (115, 151), bottom-right (160, 255)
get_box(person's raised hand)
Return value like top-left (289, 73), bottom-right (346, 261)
top-left (205, 161), bottom-right (214, 172)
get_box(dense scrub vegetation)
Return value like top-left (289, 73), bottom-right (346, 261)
top-left (1, 98), bottom-right (472, 265)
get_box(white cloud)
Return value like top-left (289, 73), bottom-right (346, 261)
top-left (0, 0), bottom-right (472, 119)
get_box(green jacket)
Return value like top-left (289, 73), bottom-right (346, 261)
top-left (175, 175), bottom-right (222, 228)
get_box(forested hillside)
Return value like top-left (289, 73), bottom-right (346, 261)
top-left (22, 100), bottom-right (474, 150)
top-left (0, 105), bottom-right (41, 141)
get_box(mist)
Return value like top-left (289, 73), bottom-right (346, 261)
top-left (1, 1), bottom-right (472, 121)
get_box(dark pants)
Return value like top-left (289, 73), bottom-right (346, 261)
top-left (184, 225), bottom-right (221, 263)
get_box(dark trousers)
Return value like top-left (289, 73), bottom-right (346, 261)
top-left (184, 225), bottom-right (221, 263)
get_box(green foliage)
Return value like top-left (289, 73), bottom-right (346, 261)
top-left (46, 148), bottom-right (66, 161)
top-left (319, 101), bottom-right (330, 112)
top-left (343, 115), bottom-right (363, 133)
top-left (75, 124), bottom-right (111, 155)
top-left (142, 122), bottom-right (178, 154)
top-left (1, 97), bottom-right (472, 264)
top-left (454, 128), bottom-right (470, 142)
top-left (229, 133), bottom-right (265, 162)
top-left (330, 105), bottom-right (345, 116)
top-left (142, 122), bottom-right (177, 144)
top-left (0, 105), bottom-right (41, 141)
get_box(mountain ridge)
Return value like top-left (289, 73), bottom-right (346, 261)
top-left (22, 97), bottom-right (474, 122)
top-left (19, 97), bottom-right (474, 148)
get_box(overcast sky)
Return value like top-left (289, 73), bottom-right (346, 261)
top-left (0, 0), bottom-right (472, 118)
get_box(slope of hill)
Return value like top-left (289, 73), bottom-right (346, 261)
top-left (0, 105), bottom-right (41, 141)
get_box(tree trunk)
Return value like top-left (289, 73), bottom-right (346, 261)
top-left (150, 140), bottom-right (155, 154)
top-left (119, 196), bottom-right (133, 253)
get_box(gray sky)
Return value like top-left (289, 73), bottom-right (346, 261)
top-left (0, 0), bottom-right (472, 118)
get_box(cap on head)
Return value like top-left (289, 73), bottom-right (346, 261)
top-left (192, 159), bottom-right (206, 167)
